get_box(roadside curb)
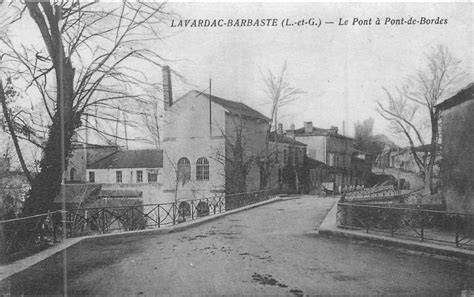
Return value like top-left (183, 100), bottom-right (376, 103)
top-left (0, 197), bottom-right (283, 281)
top-left (318, 203), bottom-right (474, 261)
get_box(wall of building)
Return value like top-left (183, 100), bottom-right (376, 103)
top-left (162, 92), bottom-right (227, 202)
top-left (224, 113), bottom-right (268, 192)
top-left (295, 135), bottom-right (326, 163)
top-left (99, 183), bottom-right (162, 205)
top-left (67, 146), bottom-right (117, 183)
top-left (86, 168), bottom-right (162, 184)
top-left (441, 100), bottom-right (474, 214)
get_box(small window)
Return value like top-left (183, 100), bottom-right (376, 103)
top-left (89, 171), bottom-right (95, 183)
top-left (137, 170), bottom-right (143, 183)
top-left (70, 168), bottom-right (76, 181)
top-left (148, 173), bottom-right (157, 183)
top-left (177, 157), bottom-right (191, 183)
top-left (116, 171), bottom-right (122, 183)
top-left (196, 157), bottom-right (209, 181)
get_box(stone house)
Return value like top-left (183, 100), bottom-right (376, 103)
top-left (268, 127), bottom-right (307, 193)
top-left (436, 83), bottom-right (474, 214)
top-left (66, 144), bottom-right (118, 183)
top-left (289, 122), bottom-right (354, 192)
top-left (161, 66), bottom-right (270, 208)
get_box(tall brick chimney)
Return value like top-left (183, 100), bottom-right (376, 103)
top-left (304, 121), bottom-right (313, 134)
top-left (163, 66), bottom-right (173, 110)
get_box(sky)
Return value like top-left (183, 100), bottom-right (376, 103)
top-left (1, 2), bottom-right (473, 159)
top-left (160, 2), bottom-right (472, 140)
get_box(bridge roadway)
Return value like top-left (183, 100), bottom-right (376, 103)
top-left (1, 196), bottom-right (473, 295)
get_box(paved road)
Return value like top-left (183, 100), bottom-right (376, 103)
top-left (1, 196), bottom-right (473, 296)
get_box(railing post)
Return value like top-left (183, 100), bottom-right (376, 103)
top-left (420, 212), bottom-right (424, 242)
top-left (102, 208), bottom-right (106, 233)
top-left (173, 203), bottom-right (176, 225)
top-left (455, 216), bottom-right (459, 247)
top-left (131, 207), bottom-right (134, 230)
top-left (157, 205), bottom-right (160, 228)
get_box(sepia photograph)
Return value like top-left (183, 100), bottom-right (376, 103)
top-left (0, 1), bottom-right (473, 296)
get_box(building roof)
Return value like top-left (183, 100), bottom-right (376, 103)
top-left (306, 157), bottom-right (328, 168)
top-left (88, 149), bottom-right (163, 169)
top-left (269, 131), bottom-right (307, 146)
top-left (292, 126), bottom-right (353, 140)
top-left (53, 184), bottom-right (102, 204)
top-left (185, 90), bottom-right (270, 122)
top-left (436, 83), bottom-right (474, 111)
top-left (97, 190), bottom-right (142, 198)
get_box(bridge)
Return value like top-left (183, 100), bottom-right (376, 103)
top-left (1, 196), bottom-right (472, 296)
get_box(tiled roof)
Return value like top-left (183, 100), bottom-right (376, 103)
top-left (269, 131), bottom-right (306, 146)
top-left (436, 83), bottom-right (473, 111)
top-left (186, 90), bottom-right (270, 122)
top-left (97, 190), bottom-right (142, 198)
top-left (53, 184), bottom-right (102, 204)
top-left (88, 149), bottom-right (163, 169)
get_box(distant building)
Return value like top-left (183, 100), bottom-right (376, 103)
top-left (66, 144), bottom-right (119, 183)
top-left (289, 122), bottom-right (358, 192)
top-left (436, 83), bottom-right (474, 214)
top-left (268, 127), bottom-right (307, 193)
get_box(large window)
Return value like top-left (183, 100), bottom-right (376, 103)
top-left (177, 157), bottom-right (191, 183)
top-left (89, 171), bottom-right (95, 183)
top-left (116, 171), bottom-right (122, 183)
top-left (137, 170), bottom-right (143, 183)
top-left (196, 157), bottom-right (209, 181)
top-left (69, 168), bottom-right (76, 181)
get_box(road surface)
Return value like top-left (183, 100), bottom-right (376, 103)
top-left (1, 196), bottom-right (473, 296)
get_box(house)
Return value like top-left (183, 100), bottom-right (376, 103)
top-left (56, 148), bottom-right (163, 208)
top-left (288, 122), bottom-right (355, 192)
top-left (436, 83), bottom-right (474, 214)
top-left (268, 126), bottom-right (307, 193)
top-left (161, 66), bottom-right (271, 208)
top-left (66, 144), bottom-right (119, 183)
top-left (86, 149), bottom-right (163, 185)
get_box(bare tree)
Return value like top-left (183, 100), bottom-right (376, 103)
top-left (262, 61), bottom-right (303, 189)
top-left (377, 45), bottom-right (465, 194)
top-left (0, 2), bottom-right (172, 216)
top-left (214, 114), bottom-right (256, 195)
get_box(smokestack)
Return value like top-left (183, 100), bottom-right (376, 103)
top-left (304, 121), bottom-right (313, 134)
top-left (163, 66), bottom-right (173, 110)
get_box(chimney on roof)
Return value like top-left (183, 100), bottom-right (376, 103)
top-left (330, 126), bottom-right (338, 134)
top-left (304, 121), bottom-right (313, 134)
top-left (163, 66), bottom-right (173, 110)
top-left (278, 123), bottom-right (283, 135)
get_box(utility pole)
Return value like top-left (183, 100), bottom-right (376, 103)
top-left (209, 78), bottom-right (212, 137)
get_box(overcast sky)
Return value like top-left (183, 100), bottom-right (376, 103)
top-left (3, 2), bottom-right (473, 155)
top-left (161, 2), bottom-right (472, 141)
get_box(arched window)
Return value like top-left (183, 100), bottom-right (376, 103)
top-left (196, 157), bottom-right (209, 181)
top-left (177, 157), bottom-right (191, 183)
top-left (70, 168), bottom-right (76, 181)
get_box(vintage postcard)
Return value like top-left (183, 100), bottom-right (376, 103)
top-left (0, 1), bottom-right (473, 296)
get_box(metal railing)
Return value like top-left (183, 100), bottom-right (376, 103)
top-left (0, 190), bottom-right (277, 263)
top-left (65, 189), bottom-right (276, 237)
top-left (0, 210), bottom-right (64, 263)
top-left (337, 202), bottom-right (474, 249)
top-left (345, 186), bottom-right (401, 199)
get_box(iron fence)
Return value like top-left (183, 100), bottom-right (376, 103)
top-left (0, 210), bottom-right (64, 263)
top-left (345, 186), bottom-right (401, 199)
top-left (337, 202), bottom-right (474, 249)
top-left (65, 189), bottom-right (275, 237)
top-left (0, 190), bottom-right (276, 263)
